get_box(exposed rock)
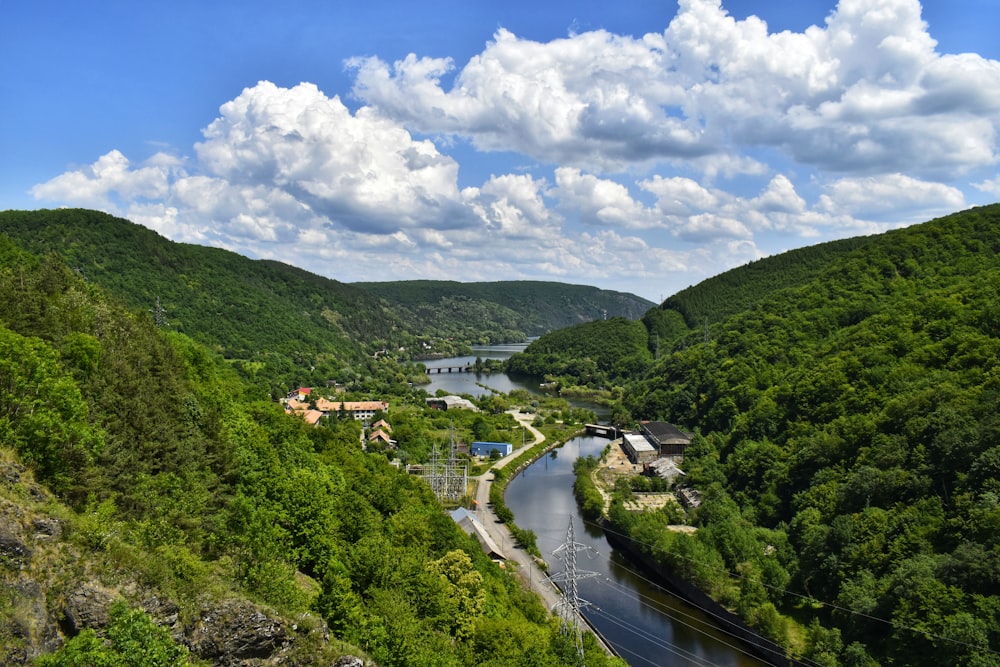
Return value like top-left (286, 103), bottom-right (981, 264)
top-left (187, 598), bottom-right (288, 664)
top-left (0, 461), bottom-right (26, 486)
top-left (3, 579), bottom-right (63, 665)
top-left (0, 530), bottom-right (31, 569)
top-left (61, 585), bottom-right (115, 635)
top-left (32, 518), bottom-right (62, 541)
top-left (333, 657), bottom-right (366, 667)
top-left (140, 594), bottom-right (181, 628)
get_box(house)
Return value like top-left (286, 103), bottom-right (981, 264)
top-left (470, 441), bottom-right (512, 457)
top-left (319, 400), bottom-right (389, 421)
top-left (367, 429), bottom-right (395, 448)
top-left (640, 421), bottom-right (692, 457)
top-left (283, 395), bottom-right (388, 424)
top-left (302, 409), bottom-right (325, 426)
top-left (371, 419), bottom-right (392, 433)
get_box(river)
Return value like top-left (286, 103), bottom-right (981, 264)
top-left (422, 343), bottom-right (610, 418)
top-left (426, 346), bottom-right (767, 666)
top-left (507, 436), bottom-right (766, 667)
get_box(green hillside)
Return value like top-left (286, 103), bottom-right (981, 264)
top-left (0, 209), bottom-right (652, 393)
top-left (0, 209), bottom-right (407, 392)
top-left (659, 235), bottom-right (870, 328)
top-left (354, 279), bottom-right (653, 342)
top-left (0, 233), bottom-right (623, 666)
top-left (607, 204), bottom-right (1000, 665)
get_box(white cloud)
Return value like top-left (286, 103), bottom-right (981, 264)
top-left (817, 173), bottom-right (965, 219)
top-left (29, 1), bottom-right (996, 301)
top-left (552, 168), bottom-right (660, 229)
top-left (350, 0), bottom-right (999, 178)
top-left (974, 176), bottom-right (1000, 197)
top-left (30, 150), bottom-right (173, 209)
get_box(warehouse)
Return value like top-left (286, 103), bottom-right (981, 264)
top-left (471, 441), bottom-right (513, 457)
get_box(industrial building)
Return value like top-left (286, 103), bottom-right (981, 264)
top-left (470, 441), bottom-right (513, 457)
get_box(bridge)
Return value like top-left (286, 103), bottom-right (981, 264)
top-left (425, 365), bottom-right (475, 374)
top-left (585, 423), bottom-right (620, 439)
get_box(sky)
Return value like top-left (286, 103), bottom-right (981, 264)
top-left (3, 0), bottom-right (999, 302)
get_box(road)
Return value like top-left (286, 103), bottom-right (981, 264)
top-left (473, 411), bottom-right (565, 611)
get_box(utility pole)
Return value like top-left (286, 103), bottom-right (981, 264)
top-left (550, 517), bottom-right (599, 664)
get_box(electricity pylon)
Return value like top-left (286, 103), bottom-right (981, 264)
top-left (550, 517), bottom-right (599, 664)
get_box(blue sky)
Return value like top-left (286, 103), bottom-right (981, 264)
top-left (4, 0), bottom-right (999, 302)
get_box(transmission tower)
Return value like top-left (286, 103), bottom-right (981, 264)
top-left (550, 517), bottom-right (599, 664)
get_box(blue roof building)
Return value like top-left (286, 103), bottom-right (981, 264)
top-left (470, 441), bottom-right (513, 457)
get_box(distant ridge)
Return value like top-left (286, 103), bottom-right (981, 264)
top-left (354, 279), bottom-right (654, 340)
top-left (0, 209), bottom-right (654, 384)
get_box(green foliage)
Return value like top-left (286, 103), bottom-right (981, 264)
top-left (0, 210), bottom-right (651, 393)
top-left (573, 456), bottom-right (605, 520)
top-left (604, 204), bottom-right (1000, 665)
top-left (356, 279), bottom-right (653, 341)
top-left (0, 232), bottom-right (624, 667)
top-left (507, 316), bottom-right (652, 386)
top-left (36, 601), bottom-right (193, 666)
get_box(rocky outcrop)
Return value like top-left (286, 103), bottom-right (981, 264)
top-left (0, 455), bottom-right (372, 666)
top-left (61, 584), bottom-right (115, 635)
top-left (187, 598), bottom-right (289, 664)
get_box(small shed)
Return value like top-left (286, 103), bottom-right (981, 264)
top-left (648, 458), bottom-right (685, 483)
top-left (470, 441), bottom-right (513, 457)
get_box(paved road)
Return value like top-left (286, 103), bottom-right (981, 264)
top-left (473, 412), bottom-right (565, 611)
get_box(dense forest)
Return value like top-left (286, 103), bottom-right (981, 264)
top-left (512, 204), bottom-right (1000, 665)
top-left (0, 229), bottom-right (624, 665)
top-left (0, 209), bottom-right (650, 398)
top-left (354, 280), bottom-right (652, 342)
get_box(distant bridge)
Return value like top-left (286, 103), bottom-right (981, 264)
top-left (425, 365), bottom-right (475, 374)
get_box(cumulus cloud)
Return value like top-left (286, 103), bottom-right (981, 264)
top-left (31, 149), bottom-right (175, 208)
top-left (30, 1), bottom-right (997, 300)
top-left (974, 176), bottom-right (1000, 197)
top-left (351, 0), bottom-right (1000, 177)
top-left (817, 173), bottom-right (966, 219)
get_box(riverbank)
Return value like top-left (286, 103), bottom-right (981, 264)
top-left (600, 524), bottom-right (807, 667)
top-left (472, 412), bottom-right (562, 610)
top-left (585, 441), bottom-right (805, 667)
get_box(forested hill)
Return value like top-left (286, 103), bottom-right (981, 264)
top-left (0, 233), bottom-right (622, 666)
top-left (353, 279), bottom-right (653, 340)
top-left (0, 209), bottom-right (398, 383)
top-left (660, 235), bottom-right (870, 327)
top-left (511, 203), bottom-right (1000, 664)
top-left (0, 209), bottom-right (650, 390)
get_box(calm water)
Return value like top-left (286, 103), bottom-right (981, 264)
top-left (507, 436), bottom-right (767, 667)
top-left (422, 343), bottom-right (538, 397)
top-left (422, 343), bottom-right (610, 418)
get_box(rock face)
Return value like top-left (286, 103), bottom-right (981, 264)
top-left (0, 456), bottom-right (372, 666)
top-left (61, 585), bottom-right (115, 635)
top-left (187, 598), bottom-right (289, 664)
